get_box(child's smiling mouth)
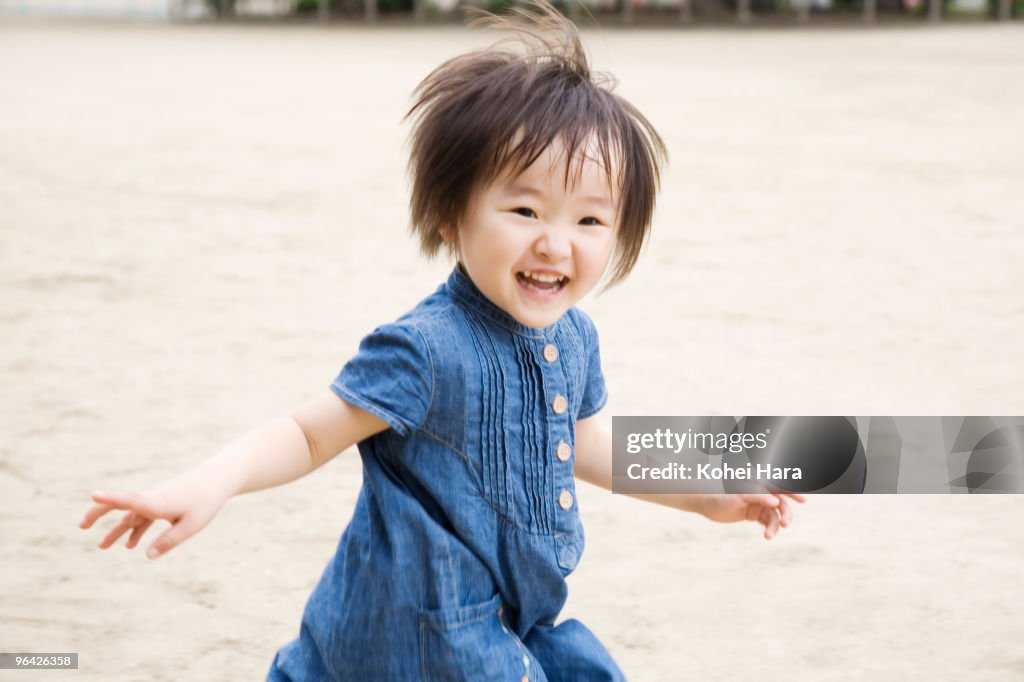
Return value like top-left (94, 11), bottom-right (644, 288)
top-left (516, 270), bottom-right (569, 297)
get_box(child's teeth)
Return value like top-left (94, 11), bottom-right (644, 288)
top-left (523, 271), bottom-right (564, 283)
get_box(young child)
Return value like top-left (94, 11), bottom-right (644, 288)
top-left (79, 2), bottom-right (805, 679)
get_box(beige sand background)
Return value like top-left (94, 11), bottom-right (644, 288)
top-left (2, 18), bottom-right (1023, 681)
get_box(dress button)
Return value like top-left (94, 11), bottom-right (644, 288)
top-left (552, 395), bottom-right (567, 414)
top-left (556, 441), bottom-right (571, 462)
top-left (558, 490), bottom-right (573, 510)
top-left (542, 343), bottom-right (558, 363)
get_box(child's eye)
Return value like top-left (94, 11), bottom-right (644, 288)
top-left (580, 217), bottom-right (603, 226)
top-left (513, 207), bottom-right (537, 219)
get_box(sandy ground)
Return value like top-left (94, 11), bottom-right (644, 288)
top-left (2, 17), bottom-right (1023, 682)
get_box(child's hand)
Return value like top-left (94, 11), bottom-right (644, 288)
top-left (78, 472), bottom-right (230, 560)
top-left (694, 492), bottom-right (807, 540)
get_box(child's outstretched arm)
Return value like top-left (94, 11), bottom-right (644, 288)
top-left (573, 413), bottom-right (806, 541)
top-left (79, 391), bottom-right (387, 559)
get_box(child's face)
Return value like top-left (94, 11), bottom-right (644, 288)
top-left (452, 137), bottom-right (619, 329)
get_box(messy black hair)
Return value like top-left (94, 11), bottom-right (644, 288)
top-left (404, 0), bottom-right (668, 286)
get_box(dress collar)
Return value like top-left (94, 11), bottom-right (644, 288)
top-left (446, 264), bottom-right (561, 340)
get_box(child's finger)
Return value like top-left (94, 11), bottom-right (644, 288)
top-left (98, 513), bottom-right (137, 549)
top-left (126, 519), bottom-right (154, 549)
top-left (79, 502), bottom-right (115, 529)
top-left (744, 493), bottom-right (780, 509)
top-left (764, 486), bottom-right (806, 503)
top-left (92, 490), bottom-right (164, 519)
top-left (777, 496), bottom-right (791, 527)
top-left (760, 505), bottom-right (780, 540)
top-left (146, 515), bottom-right (198, 560)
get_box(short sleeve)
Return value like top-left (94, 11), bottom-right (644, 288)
top-left (575, 310), bottom-right (608, 420)
top-left (330, 322), bottom-right (433, 437)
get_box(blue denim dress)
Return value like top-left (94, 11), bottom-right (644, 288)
top-left (267, 266), bottom-right (625, 681)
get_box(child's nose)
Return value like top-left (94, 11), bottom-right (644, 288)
top-left (535, 225), bottom-right (572, 261)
